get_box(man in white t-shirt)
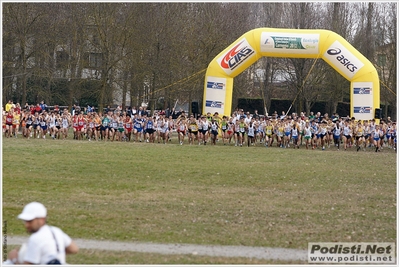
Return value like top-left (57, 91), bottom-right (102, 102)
top-left (244, 112), bottom-right (252, 125)
top-left (5, 202), bottom-right (79, 264)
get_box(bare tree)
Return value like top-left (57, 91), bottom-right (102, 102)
top-left (3, 3), bottom-right (48, 105)
top-left (321, 3), bottom-right (353, 115)
top-left (84, 3), bottom-right (136, 110)
top-left (373, 3), bottom-right (397, 119)
top-left (280, 3), bottom-right (323, 115)
top-left (245, 3), bottom-right (285, 114)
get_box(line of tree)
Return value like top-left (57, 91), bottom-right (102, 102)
top-left (2, 3), bottom-right (397, 119)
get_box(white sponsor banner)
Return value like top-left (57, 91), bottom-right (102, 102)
top-left (352, 82), bottom-right (373, 120)
top-left (260, 32), bottom-right (320, 54)
top-left (324, 40), bottom-right (364, 79)
top-left (205, 76), bottom-right (227, 114)
top-left (217, 38), bottom-right (256, 76)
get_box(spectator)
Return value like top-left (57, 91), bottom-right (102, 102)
top-left (75, 105), bottom-right (81, 114)
top-left (14, 103), bottom-right (21, 115)
top-left (244, 112), bottom-right (252, 124)
top-left (105, 105), bottom-right (111, 114)
top-left (24, 102), bottom-right (30, 111)
top-left (54, 105), bottom-right (60, 115)
top-left (315, 112), bottom-right (322, 123)
top-left (131, 106), bottom-right (137, 116)
top-left (177, 110), bottom-right (186, 120)
top-left (5, 100), bottom-right (13, 112)
top-left (4, 202), bottom-right (78, 264)
top-left (39, 101), bottom-right (48, 112)
top-left (171, 108), bottom-right (179, 119)
top-left (137, 106), bottom-right (142, 116)
top-left (126, 106), bottom-right (132, 117)
top-left (331, 112), bottom-right (339, 122)
top-left (114, 105), bottom-right (122, 114)
top-left (140, 106), bottom-right (149, 117)
top-left (178, 109), bottom-right (185, 118)
top-left (29, 105), bottom-right (35, 115)
top-left (34, 103), bottom-right (42, 114)
top-left (87, 105), bottom-right (93, 113)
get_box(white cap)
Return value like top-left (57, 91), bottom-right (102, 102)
top-left (17, 202), bottom-right (47, 221)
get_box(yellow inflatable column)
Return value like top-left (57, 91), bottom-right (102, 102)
top-left (203, 29), bottom-right (262, 117)
top-left (320, 30), bottom-right (380, 122)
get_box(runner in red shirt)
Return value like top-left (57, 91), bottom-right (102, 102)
top-left (34, 103), bottom-right (42, 114)
top-left (3, 112), bottom-right (7, 136)
top-left (14, 103), bottom-right (21, 115)
top-left (124, 114), bottom-right (132, 141)
top-left (5, 109), bottom-right (14, 138)
top-left (77, 113), bottom-right (85, 140)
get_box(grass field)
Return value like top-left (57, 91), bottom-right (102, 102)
top-left (2, 134), bottom-right (397, 264)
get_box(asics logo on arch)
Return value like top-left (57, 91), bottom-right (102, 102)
top-left (219, 39), bottom-right (255, 72)
top-left (325, 41), bottom-right (363, 75)
top-left (327, 47), bottom-right (358, 73)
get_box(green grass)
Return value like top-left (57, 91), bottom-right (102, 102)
top-left (2, 135), bottom-right (396, 263)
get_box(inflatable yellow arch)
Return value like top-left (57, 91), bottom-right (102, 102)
top-left (203, 28), bottom-right (380, 121)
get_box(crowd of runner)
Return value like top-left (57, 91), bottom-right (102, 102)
top-left (3, 101), bottom-right (397, 152)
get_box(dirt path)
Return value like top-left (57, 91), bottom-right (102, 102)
top-left (7, 235), bottom-right (307, 261)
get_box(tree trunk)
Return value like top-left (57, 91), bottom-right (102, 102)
top-left (21, 41), bottom-right (27, 105)
top-left (331, 101), bottom-right (338, 115)
top-left (122, 71), bottom-right (128, 110)
top-left (99, 76), bottom-right (107, 111)
top-left (384, 103), bottom-right (388, 120)
top-left (305, 100), bottom-right (311, 116)
top-left (21, 73), bottom-right (27, 105)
